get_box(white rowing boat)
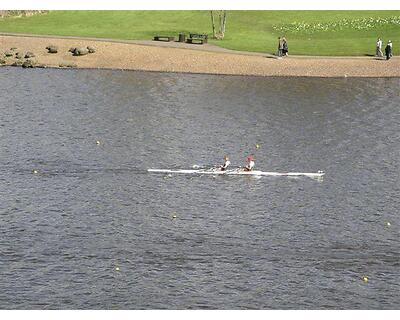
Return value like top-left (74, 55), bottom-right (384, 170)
top-left (147, 168), bottom-right (325, 178)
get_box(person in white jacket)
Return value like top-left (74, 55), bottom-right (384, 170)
top-left (376, 38), bottom-right (383, 57)
top-left (220, 156), bottom-right (231, 171)
top-left (244, 155), bottom-right (255, 171)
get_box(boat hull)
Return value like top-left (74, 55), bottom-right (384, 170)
top-left (147, 168), bottom-right (325, 178)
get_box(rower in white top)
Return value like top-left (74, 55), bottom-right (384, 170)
top-left (220, 156), bottom-right (231, 171)
top-left (244, 155), bottom-right (255, 171)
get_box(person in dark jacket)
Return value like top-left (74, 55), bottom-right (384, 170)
top-left (282, 37), bottom-right (289, 56)
top-left (385, 40), bottom-right (393, 60)
top-left (277, 37), bottom-right (283, 57)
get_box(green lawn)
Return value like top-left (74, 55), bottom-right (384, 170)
top-left (0, 10), bottom-right (399, 56)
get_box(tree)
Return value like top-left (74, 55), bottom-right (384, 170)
top-left (210, 11), bottom-right (227, 40)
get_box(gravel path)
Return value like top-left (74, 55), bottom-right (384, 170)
top-left (1, 34), bottom-right (399, 77)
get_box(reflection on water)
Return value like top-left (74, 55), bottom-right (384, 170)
top-left (0, 67), bottom-right (399, 309)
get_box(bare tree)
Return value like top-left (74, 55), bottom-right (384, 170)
top-left (210, 10), bottom-right (227, 40)
top-left (211, 11), bottom-right (216, 38)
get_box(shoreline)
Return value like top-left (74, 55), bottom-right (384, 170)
top-left (1, 34), bottom-right (399, 77)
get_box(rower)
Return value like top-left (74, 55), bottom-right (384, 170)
top-left (220, 156), bottom-right (231, 171)
top-left (244, 155), bottom-right (255, 171)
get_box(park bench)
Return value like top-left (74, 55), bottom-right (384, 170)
top-left (153, 35), bottom-right (175, 42)
top-left (186, 33), bottom-right (208, 45)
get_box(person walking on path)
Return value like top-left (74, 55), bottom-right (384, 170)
top-left (282, 37), bottom-right (289, 56)
top-left (277, 37), bottom-right (284, 57)
top-left (385, 40), bottom-right (393, 60)
top-left (376, 38), bottom-right (383, 57)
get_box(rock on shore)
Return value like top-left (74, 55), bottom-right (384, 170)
top-left (46, 45), bottom-right (58, 53)
top-left (69, 46), bottom-right (95, 56)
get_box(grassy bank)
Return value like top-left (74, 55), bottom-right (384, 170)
top-left (0, 10), bottom-right (399, 56)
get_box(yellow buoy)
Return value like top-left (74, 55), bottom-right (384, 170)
top-left (33, 170), bottom-right (38, 174)
top-left (362, 276), bottom-right (368, 282)
top-left (386, 222), bottom-right (391, 226)
top-left (255, 144), bottom-right (260, 149)
top-left (115, 267), bottom-right (120, 271)
top-left (96, 140), bottom-right (100, 145)
top-left (172, 214), bottom-right (177, 219)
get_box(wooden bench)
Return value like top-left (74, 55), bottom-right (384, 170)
top-left (186, 38), bottom-right (205, 44)
top-left (186, 33), bottom-right (208, 45)
top-left (153, 35), bottom-right (175, 42)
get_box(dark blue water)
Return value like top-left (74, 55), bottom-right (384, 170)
top-left (0, 67), bottom-right (399, 309)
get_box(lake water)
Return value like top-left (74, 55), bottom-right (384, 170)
top-left (0, 67), bottom-right (399, 309)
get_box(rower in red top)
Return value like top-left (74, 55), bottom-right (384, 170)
top-left (244, 155), bottom-right (255, 171)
